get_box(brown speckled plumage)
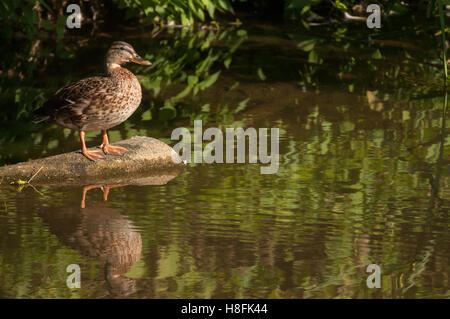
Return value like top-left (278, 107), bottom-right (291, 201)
top-left (34, 41), bottom-right (152, 161)
top-left (45, 67), bottom-right (142, 131)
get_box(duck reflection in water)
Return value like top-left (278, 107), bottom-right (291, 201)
top-left (80, 184), bottom-right (127, 209)
top-left (38, 184), bottom-right (142, 297)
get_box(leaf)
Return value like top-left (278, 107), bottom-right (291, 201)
top-left (201, 103), bottom-right (210, 112)
top-left (188, 0), bottom-right (205, 21)
top-left (334, 0), bottom-right (348, 11)
top-left (141, 110), bottom-right (152, 121)
top-left (308, 50), bottom-right (320, 63)
top-left (237, 29), bottom-right (247, 37)
top-left (159, 105), bottom-right (177, 121)
top-left (155, 5), bottom-right (165, 15)
top-left (174, 85), bottom-right (192, 100)
top-left (224, 57), bottom-right (232, 69)
top-left (340, 121), bottom-right (355, 132)
top-left (257, 68), bottom-right (266, 81)
top-left (198, 70), bottom-right (221, 90)
top-left (188, 75), bottom-right (198, 86)
top-left (12, 179), bottom-right (27, 185)
top-left (201, 38), bottom-right (210, 51)
top-left (217, 0), bottom-right (234, 13)
top-left (229, 81), bottom-right (239, 91)
top-left (297, 39), bottom-right (316, 51)
top-left (180, 12), bottom-right (190, 26)
top-left (56, 16), bottom-right (66, 41)
top-left (236, 98), bottom-right (250, 113)
top-left (207, 1), bottom-right (215, 18)
top-left (197, 7), bottom-right (205, 21)
top-left (38, 0), bottom-right (52, 12)
top-left (196, 53), bottom-right (213, 74)
top-left (372, 49), bottom-right (383, 59)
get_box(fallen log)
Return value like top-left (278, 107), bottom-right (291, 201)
top-left (0, 136), bottom-right (183, 186)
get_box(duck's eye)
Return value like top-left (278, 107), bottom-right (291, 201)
top-left (120, 47), bottom-right (126, 51)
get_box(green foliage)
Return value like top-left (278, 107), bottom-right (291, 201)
top-left (112, 0), bottom-right (234, 25)
top-left (0, 0), bottom-right (68, 42)
top-left (0, 0), bottom-right (70, 131)
top-left (437, 0), bottom-right (448, 81)
top-left (1, 0), bottom-right (40, 40)
top-left (138, 27), bottom-right (247, 120)
top-left (284, 0), bottom-right (324, 20)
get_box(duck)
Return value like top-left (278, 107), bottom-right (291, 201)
top-left (33, 41), bottom-right (151, 161)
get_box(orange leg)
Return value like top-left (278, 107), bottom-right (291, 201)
top-left (101, 130), bottom-right (129, 156)
top-left (101, 184), bottom-right (128, 201)
top-left (80, 184), bottom-right (128, 208)
top-left (81, 185), bottom-right (102, 209)
top-left (80, 130), bottom-right (105, 161)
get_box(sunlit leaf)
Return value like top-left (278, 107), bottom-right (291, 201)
top-left (257, 68), bottom-right (266, 81)
top-left (141, 110), bottom-right (152, 121)
top-left (224, 57), bottom-right (232, 69)
top-left (372, 49), bottom-right (383, 59)
top-left (297, 39), bottom-right (316, 51)
top-left (188, 75), bottom-right (199, 86)
top-left (198, 70), bottom-right (221, 90)
top-left (174, 85), bottom-right (193, 100)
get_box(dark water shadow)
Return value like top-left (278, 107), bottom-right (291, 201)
top-left (400, 90), bottom-right (450, 296)
top-left (38, 200), bottom-right (142, 297)
top-left (429, 91), bottom-right (449, 206)
top-left (32, 170), bottom-right (181, 297)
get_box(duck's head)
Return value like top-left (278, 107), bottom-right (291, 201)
top-left (105, 41), bottom-right (151, 69)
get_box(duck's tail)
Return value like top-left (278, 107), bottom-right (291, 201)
top-left (33, 101), bottom-right (52, 124)
top-left (32, 115), bottom-right (50, 124)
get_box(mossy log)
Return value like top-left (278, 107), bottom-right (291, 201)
top-left (0, 136), bottom-right (183, 186)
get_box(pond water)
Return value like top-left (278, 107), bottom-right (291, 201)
top-left (0, 22), bottom-right (449, 298)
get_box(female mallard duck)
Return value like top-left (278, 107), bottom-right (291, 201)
top-left (33, 41), bottom-right (151, 161)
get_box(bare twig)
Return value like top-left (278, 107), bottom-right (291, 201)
top-left (28, 183), bottom-right (44, 196)
top-left (27, 166), bottom-right (44, 184)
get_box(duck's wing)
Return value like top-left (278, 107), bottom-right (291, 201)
top-left (33, 76), bottom-right (112, 124)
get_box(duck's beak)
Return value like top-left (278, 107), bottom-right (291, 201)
top-left (130, 55), bottom-right (152, 66)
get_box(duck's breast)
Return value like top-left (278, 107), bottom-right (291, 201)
top-left (83, 68), bottom-right (143, 131)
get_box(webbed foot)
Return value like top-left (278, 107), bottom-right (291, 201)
top-left (82, 149), bottom-right (106, 161)
top-left (102, 144), bottom-right (129, 156)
